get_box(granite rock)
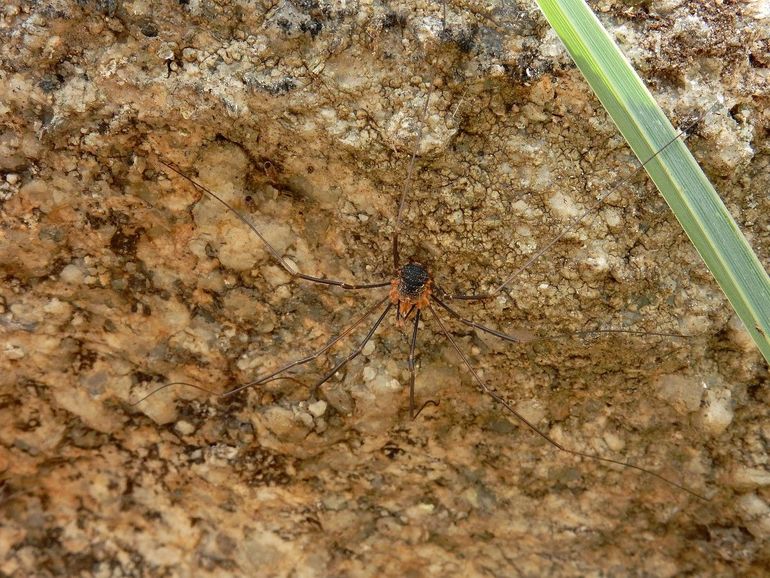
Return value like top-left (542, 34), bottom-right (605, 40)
top-left (1, 1), bottom-right (769, 576)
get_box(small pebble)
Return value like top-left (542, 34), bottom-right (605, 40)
top-left (308, 399), bottom-right (327, 418)
top-left (699, 388), bottom-right (734, 435)
top-left (60, 263), bottom-right (84, 284)
top-left (175, 420), bottom-right (196, 436)
top-left (729, 466), bottom-right (770, 490)
top-left (737, 493), bottom-right (770, 539)
top-left (283, 257), bottom-right (298, 275)
top-left (602, 431), bottom-right (626, 452)
top-left (4, 344), bottom-right (25, 360)
top-left (295, 411), bottom-right (314, 429)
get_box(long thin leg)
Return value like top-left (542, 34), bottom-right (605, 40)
top-left (392, 84), bottom-right (434, 270)
top-left (130, 294), bottom-right (390, 405)
top-left (406, 309), bottom-right (440, 419)
top-left (432, 295), bottom-right (527, 343)
top-left (431, 295), bottom-right (692, 344)
top-left (310, 303), bottom-right (392, 397)
top-left (158, 160), bottom-right (391, 291)
top-left (408, 309), bottom-right (421, 417)
top-left (427, 302), bottom-right (707, 500)
top-left (447, 103), bottom-right (721, 301)
top-left (129, 374), bottom-right (309, 407)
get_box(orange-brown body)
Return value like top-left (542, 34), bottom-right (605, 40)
top-left (389, 262), bottom-right (432, 321)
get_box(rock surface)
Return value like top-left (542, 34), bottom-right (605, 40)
top-left (1, 1), bottom-right (769, 576)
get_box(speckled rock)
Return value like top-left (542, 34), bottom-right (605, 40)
top-left (1, 1), bottom-right (769, 576)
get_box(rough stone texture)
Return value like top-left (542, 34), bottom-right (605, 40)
top-left (1, 0), bottom-right (769, 576)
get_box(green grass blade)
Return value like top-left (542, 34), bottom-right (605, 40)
top-left (533, 0), bottom-right (770, 364)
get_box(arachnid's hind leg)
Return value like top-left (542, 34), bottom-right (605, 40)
top-left (406, 309), bottom-right (438, 419)
top-left (131, 295), bottom-right (390, 404)
top-left (431, 295), bottom-right (691, 345)
top-left (426, 302), bottom-right (706, 500)
top-left (310, 303), bottom-right (393, 398)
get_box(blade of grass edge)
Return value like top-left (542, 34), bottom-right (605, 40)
top-left (533, 0), bottom-right (770, 365)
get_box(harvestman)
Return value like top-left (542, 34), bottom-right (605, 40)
top-left (135, 90), bottom-right (717, 500)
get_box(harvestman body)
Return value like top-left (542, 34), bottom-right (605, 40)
top-left (139, 90), bottom-right (717, 501)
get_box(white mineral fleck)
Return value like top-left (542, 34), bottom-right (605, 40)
top-left (737, 493), bottom-right (770, 539)
top-left (362, 366), bottom-right (377, 382)
top-left (308, 399), bottom-right (327, 418)
top-left (295, 410), bottom-right (314, 429)
top-left (602, 431), bottom-right (626, 453)
top-left (729, 466), bottom-right (770, 490)
top-left (60, 263), bottom-right (84, 284)
top-left (699, 388), bottom-right (734, 435)
top-left (547, 191), bottom-right (580, 221)
top-left (4, 344), bottom-right (25, 360)
top-left (175, 420), bottom-right (196, 436)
